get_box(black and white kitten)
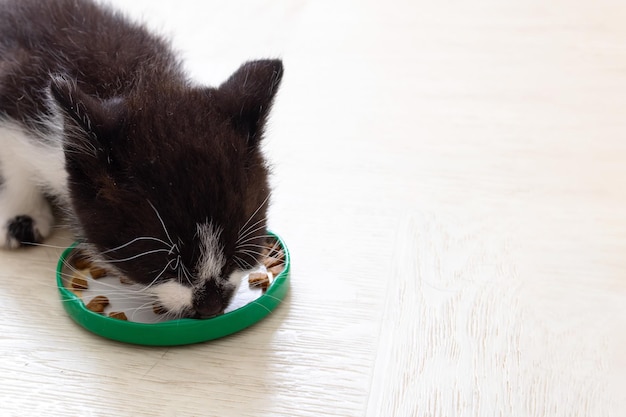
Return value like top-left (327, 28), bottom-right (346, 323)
top-left (0, 0), bottom-right (283, 318)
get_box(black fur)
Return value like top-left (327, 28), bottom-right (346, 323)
top-left (0, 0), bottom-right (283, 317)
top-left (7, 215), bottom-right (39, 245)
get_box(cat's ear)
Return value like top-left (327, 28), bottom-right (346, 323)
top-left (217, 59), bottom-right (283, 145)
top-left (49, 75), bottom-right (125, 155)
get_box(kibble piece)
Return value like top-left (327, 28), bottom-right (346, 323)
top-left (108, 311), bottom-right (128, 321)
top-left (70, 275), bottom-right (89, 290)
top-left (248, 271), bottom-right (268, 283)
top-left (248, 272), bottom-right (270, 290)
top-left (268, 264), bottom-right (284, 277)
top-left (262, 241), bottom-right (278, 256)
top-left (87, 303), bottom-right (105, 314)
top-left (119, 276), bottom-right (134, 285)
top-left (263, 256), bottom-right (282, 269)
top-left (152, 303), bottom-right (167, 315)
top-left (89, 266), bottom-right (108, 279)
top-left (71, 252), bottom-right (92, 270)
top-left (86, 295), bottom-right (109, 314)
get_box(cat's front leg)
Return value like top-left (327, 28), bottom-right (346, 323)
top-left (0, 126), bottom-right (55, 248)
top-left (0, 175), bottom-right (54, 248)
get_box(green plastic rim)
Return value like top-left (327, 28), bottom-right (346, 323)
top-left (56, 231), bottom-right (290, 346)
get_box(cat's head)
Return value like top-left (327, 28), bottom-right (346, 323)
top-left (50, 59), bottom-right (283, 318)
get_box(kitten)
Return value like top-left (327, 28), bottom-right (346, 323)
top-left (0, 0), bottom-right (283, 318)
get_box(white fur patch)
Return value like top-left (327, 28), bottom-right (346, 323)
top-left (226, 268), bottom-right (248, 288)
top-left (150, 281), bottom-right (193, 314)
top-left (0, 121), bottom-right (66, 247)
top-left (149, 267), bottom-right (253, 315)
top-left (196, 222), bottom-right (225, 281)
top-left (0, 120), bottom-right (68, 199)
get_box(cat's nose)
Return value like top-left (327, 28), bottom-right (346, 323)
top-left (192, 280), bottom-right (225, 319)
top-left (194, 302), bottom-right (224, 319)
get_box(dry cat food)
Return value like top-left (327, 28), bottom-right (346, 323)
top-left (262, 241), bottom-right (285, 272)
top-left (86, 295), bottom-right (109, 314)
top-left (248, 272), bottom-right (270, 290)
top-left (71, 253), bottom-right (92, 270)
top-left (69, 250), bottom-right (109, 278)
top-left (70, 274), bottom-right (89, 290)
top-left (89, 266), bottom-right (108, 279)
top-left (152, 303), bottom-right (167, 315)
top-left (263, 252), bottom-right (284, 269)
top-left (267, 264), bottom-right (284, 276)
top-left (65, 238), bottom-right (285, 323)
top-left (263, 257), bottom-right (280, 269)
top-left (262, 241), bottom-right (284, 259)
top-left (108, 311), bottom-right (128, 321)
top-left (247, 239), bottom-right (286, 290)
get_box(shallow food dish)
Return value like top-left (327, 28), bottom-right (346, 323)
top-left (56, 231), bottom-right (290, 346)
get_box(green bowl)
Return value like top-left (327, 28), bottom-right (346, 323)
top-left (56, 231), bottom-right (290, 346)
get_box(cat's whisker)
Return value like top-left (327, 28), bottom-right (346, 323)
top-left (179, 263), bottom-right (193, 286)
top-left (236, 242), bottom-right (277, 252)
top-left (57, 273), bottom-right (148, 295)
top-left (147, 200), bottom-right (175, 247)
top-left (235, 232), bottom-right (273, 247)
top-left (237, 216), bottom-right (267, 241)
top-left (232, 257), bottom-right (251, 271)
top-left (233, 243), bottom-right (273, 262)
top-left (236, 194), bottom-right (270, 238)
top-left (250, 299), bottom-right (273, 314)
top-left (236, 215), bottom-right (268, 244)
top-left (236, 228), bottom-right (268, 250)
top-left (15, 241), bottom-right (75, 250)
top-left (127, 300), bottom-right (159, 319)
top-left (101, 236), bottom-right (173, 255)
top-left (257, 292), bottom-right (284, 304)
top-left (237, 247), bottom-right (266, 257)
top-left (236, 246), bottom-right (272, 258)
top-left (137, 257), bottom-right (177, 292)
top-left (102, 248), bottom-right (171, 263)
top-left (232, 255), bottom-right (255, 270)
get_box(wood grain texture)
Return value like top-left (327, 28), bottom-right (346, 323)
top-left (1, 0), bottom-right (625, 416)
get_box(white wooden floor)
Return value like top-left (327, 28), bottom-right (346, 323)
top-left (1, 0), bottom-right (625, 416)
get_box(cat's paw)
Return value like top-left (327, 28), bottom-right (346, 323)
top-left (0, 185), bottom-right (55, 249)
top-left (5, 215), bottom-right (42, 248)
top-left (0, 184), bottom-right (55, 249)
top-left (2, 213), bottom-right (52, 249)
